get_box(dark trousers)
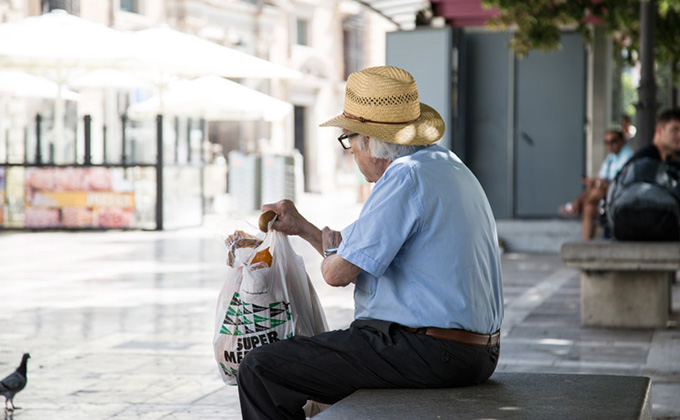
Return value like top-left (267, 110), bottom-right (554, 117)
top-left (237, 320), bottom-right (500, 420)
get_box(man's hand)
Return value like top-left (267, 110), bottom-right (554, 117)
top-left (261, 199), bottom-right (307, 236)
top-left (581, 176), bottom-right (607, 189)
top-left (260, 200), bottom-right (362, 285)
top-left (261, 199), bottom-right (323, 255)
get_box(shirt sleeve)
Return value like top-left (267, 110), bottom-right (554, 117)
top-left (338, 164), bottom-right (421, 279)
top-left (611, 146), bottom-right (635, 178)
top-left (598, 156), bottom-right (612, 179)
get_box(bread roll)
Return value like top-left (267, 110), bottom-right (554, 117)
top-left (258, 210), bottom-right (277, 232)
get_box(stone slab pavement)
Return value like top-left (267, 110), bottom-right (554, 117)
top-left (1, 189), bottom-right (678, 419)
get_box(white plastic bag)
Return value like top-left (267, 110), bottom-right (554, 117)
top-left (213, 229), bottom-right (328, 385)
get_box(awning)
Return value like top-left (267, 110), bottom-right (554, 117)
top-left (429, 0), bottom-right (498, 27)
top-left (355, 0), bottom-right (430, 30)
top-left (357, 0), bottom-right (498, 29)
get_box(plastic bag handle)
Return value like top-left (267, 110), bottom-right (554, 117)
top-left (272, 231), bottom-right (295, 328)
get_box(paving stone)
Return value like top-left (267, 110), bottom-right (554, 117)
top-left (1, 191), bottom-right (678, 419)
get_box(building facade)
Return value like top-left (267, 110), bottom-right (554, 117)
top-left (1, 0), bottom-right (395, 197)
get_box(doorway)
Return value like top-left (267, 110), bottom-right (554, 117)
top-left (463, 31), bottom-right (586, 218)
top-left (294, 105), bottom-right (308, 192)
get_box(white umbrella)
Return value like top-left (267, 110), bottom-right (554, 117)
top-left (131, 25), bottom-right (302, 80)
top-left (0, 70), bottom-right (80, 100)
top-left (67, 69), bottom-right (154, 90)
top-left (0, 10), bottom-right (132, 68)
top-left (127, 75), bottom-right (292, 121)
top-left (0, 9), bottom-right (134, 161)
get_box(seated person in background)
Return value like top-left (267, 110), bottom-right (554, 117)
top-left (603, 108), bottom-right (680, 241)
top-left (627, 108), bottom-right (680, 165)
top-left (560, 129), bottom-right (633, 239)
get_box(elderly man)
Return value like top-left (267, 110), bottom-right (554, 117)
top-left (560, 129), bottom-right (633, 239)
top-left (237, 66), bottom-right (504, 420)
top-left (628, 108), bottom-right (680, 164)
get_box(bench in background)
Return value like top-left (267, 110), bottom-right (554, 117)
top-left (561, 240), bottom-right (680, 328)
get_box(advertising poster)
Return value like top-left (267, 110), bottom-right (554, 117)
top-left (25, 167), bottom-right (136, 229)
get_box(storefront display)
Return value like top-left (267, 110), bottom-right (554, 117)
top-left (0, 164), bottom-right (204, 230)
top-left (24, 167), bottom-right (135, 228)
top-left (0, 168), bottom-right (5, 227)
top-left (4, 167), bottom-right (26, 228)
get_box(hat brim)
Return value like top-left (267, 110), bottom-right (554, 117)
top-left (319, 103), bottom-right (445, 146)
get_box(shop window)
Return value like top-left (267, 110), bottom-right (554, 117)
top-left (342, 14), bottom-right (364, 80)
top-left (294, 106), bottom-right (309, 191)
top-left (121, 0), bottom-right (140, 13)
top-left (41, 0), bottom-right (79, 15)
top-left (296, 18), bottom-right (309, 46)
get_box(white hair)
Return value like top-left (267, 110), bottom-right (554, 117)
top-left (354, 135), bottom-right (432, 161)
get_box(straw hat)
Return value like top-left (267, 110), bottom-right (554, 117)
top-left (320, 66), bottom-right (445, 145)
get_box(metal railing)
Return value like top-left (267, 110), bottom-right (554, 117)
top-left (0, 113), bottom-right (206, 231)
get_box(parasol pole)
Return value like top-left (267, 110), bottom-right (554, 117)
top-left (54, 69), bottom-right (66, 163)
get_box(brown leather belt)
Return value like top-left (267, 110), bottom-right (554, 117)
top-left (402, 326), bottom-right (500, 347)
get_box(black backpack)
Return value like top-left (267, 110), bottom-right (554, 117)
top-left (604, 157), bottom-right (680, 241)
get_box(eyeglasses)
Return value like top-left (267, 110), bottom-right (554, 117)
top-left (337, 133), bottom-right (359, 150)
top-left (604, 138), bottom-right (619, 145)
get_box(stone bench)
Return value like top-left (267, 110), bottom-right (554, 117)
top-left (313, 373), bottom-right (652, 419)
top-left (560, 240), bottom-right (680, 328)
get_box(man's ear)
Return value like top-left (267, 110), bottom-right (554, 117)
top-left (361, 136), bottom-right (371, 151)
top-left (655, 122), bottom-right (664, 136)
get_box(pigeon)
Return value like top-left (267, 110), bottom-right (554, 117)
top-left (0, 353), bottom-right (30, 412)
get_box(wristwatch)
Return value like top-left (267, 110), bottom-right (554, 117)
top-left (324, 247), bottom-right (338, 257)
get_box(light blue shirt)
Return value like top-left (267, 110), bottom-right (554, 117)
top-left (598, 144), bottom-right (634, 181)
top-left (337, 145), bottom-right (504, 334)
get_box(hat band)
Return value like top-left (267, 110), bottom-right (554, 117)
top-left (342, 111), bottom-right (420, 125)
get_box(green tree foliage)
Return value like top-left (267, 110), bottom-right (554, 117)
top-left (482, 0), bottom-right (601, 56)
top-left (483, 0), bottom-right (680, 71)
top-left (621, 71), bottom-right (638, 116)
top-left (655, 1), bottom-right (680, 65)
